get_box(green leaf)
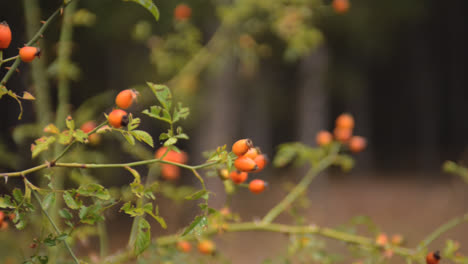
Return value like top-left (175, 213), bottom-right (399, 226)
top-left (63, 191), bottom-right (80, 210)
top-left (0, 195), bottom-right (15, 209)
top-left (172, 102), bottom-right (190, 123)
top-left (42, 192), bottom-right (56, 210)
top-left (185, 190), bottom-right (207, 201)
top-left (164, 137), bottom-right (177, 146)
top-left (134, 218), bottom-right (151, 255)
top-left (12, 188), bottom-right (23, 203)
top-left (131, 130), bottom-right (154, 147)
top-left (77, 183), bottom-right (110, 200)
top-left (31, 136), bottom-right (56, 158)
top-left (59, 208), bottom-right (73, 220)
top-left (147, 82), bottom-right (172, 110)
top-left (79, 204), bottom-right (104, 225)
top-left (73, 129), bottom-right (88, 143)
top-left (123, 0), bottom-right (159, 21)
top-left (122, 132), bottom-right (136, 145)
top-left (43, 234), bottom-right (57, 247)
top-left (127, 115), bottom-right (141, 131)
top-left (65, 116), bottom-right (75, 131)
top-left (182, 215), bottom-right (207, 236)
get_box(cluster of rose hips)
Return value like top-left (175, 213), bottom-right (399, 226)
top-left (176, 239), bottom-right (215, 255)
top-left (0, 22), bottom-right (41, 63)
top-left (0, 211), bottom-right (15, 231)
top-left (222, 139), bottom-right (268, 194)
top-left (316, 113), bottom-right (367, 153)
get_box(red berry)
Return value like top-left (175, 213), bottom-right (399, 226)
top-left (115, 89), bottom-right (138, 109)
top-left (174, 4), bottom-right (192, 21)
top-left (232, 139), bottom-right (253, 156)
top-left (108, 109), bottom-right (128, 128)
top-left (229, 171), bottom-right (248, 184)
top-left (19, 46), bottom-right (41, 63)
top-left (249, 179), bottom-right (266, 194)
top-left (234, 156), bottom-right (258, 172)
top-left (426, 251), bottom-right (441, 264)
top-left (0, 22), bottom-right (12, 50)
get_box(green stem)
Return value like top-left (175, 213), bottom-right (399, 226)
top-left (262, 145), bottom-right (340, 224)
top-left (23, 0), bottom-right (53, 127)
top-left (98, 215), bottom-right (109, 257)
top-left (2, 160), bottom-right (218, 178)
top-left (1, 1), bottom-right (74, 85)
top-left (417, 213), bottom-right (468, 251)
top-left (0, 55), bottom-right (19, 64)
top-left (55, 0), bottom-right (78, 129)
top-left (32, 190), bottom-right (80, 264)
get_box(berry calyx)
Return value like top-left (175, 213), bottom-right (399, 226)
top-left (249, 179), bottom-right (266, 194)
top-left (108, 109), bottom-right (129, 128)
top-left (0, 22), bottom-right (12, 50)
top-left (19, 46), bottom-right (41, 63)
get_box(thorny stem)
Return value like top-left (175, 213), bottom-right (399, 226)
top-left (262, 144), bottom-right (341, 224)
top-left (33, 190), bottom-right (80, 264)
top-left (1, 0), bottom-right (75, 85)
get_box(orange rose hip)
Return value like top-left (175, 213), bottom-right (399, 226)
top-left (232, 139), bottom-right (253, 156)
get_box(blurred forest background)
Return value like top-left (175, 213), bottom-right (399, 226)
top-left (1, 0), bottom-right (468, 173)
top-left (1, 0), bottom-right (468, 262)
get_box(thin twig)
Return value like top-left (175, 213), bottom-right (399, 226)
top-left (32, 190), bottom-right (80, 264)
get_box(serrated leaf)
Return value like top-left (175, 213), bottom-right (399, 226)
top-left (131, 130), bottom-right (154, 147)
top-left (182, 215), bottom-right (207, 236)
top-left (123, 0), bottom-right (159, 21)
top-left (63, 191), bottom-right (80, 210)
top-left (134, 218), bottom-right (151, 255)
top-left (185, 190), bottom-right (207, 201)
top-left (173, 102), bottom-right (190, 123)
top-left (164, 137), bottom-right (177, 146)
top-left (122, 132), bottom-right (136, 145)
top-left (147, 82), bottom-right (172, 110)
top-left (42, 192), bottom-right (56, 209)
top-left (77, 183), bottom-right (110, 200)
